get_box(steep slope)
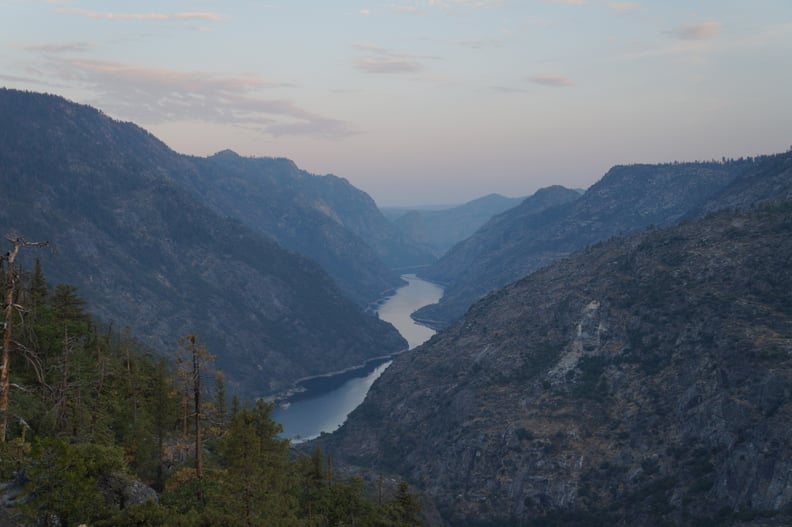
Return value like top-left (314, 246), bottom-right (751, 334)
top-left (0, 88), bottom-right (406, 396)
top-left (178, 150), bottom-right (436, 274)
top-left (171, 150), bottom-right (405, 307)
top-left (702, 151), bottom-right (792, 211)
top-left (391, 193), bottom-right (527, 257)
top-left (323, 202), bottom-right (792, 526)
top-left (416, 160), bottom-right (756, 327)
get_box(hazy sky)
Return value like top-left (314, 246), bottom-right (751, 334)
top-left (2, 1), bottom-right (791, 206)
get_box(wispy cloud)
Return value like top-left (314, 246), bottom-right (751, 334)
top-left (545, 0), bottom-right (586, 5)
top-left (493, 73), bottom-right (574, 93)
top-left (33, 57), bottom-right (353, 138)
top-left (57, 8), bottom-right (226, 22)
top-left (390, 0), bottom-right (503, 13)
top-left (457, 38), bottom-right (502, 49)
top-left (19, 41), bottom-right (95, 53)
top-left (353, 44), bottom-right (433, 74)
top-left (527, 74), bottom-right (573, 87)
top-left (428, 0), bottom-right (504, 8)
top-left (607, 2), bottom-right (638, 10)
top-left (490, 85), bottom-right (530, 94)
top-left (0, 72), bottom-right (44, 84)
top-left (665, 21), bottom-right (720, 41)
top-left (390, 5), bottom-right (423, 15)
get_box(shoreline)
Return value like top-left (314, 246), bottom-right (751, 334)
top-left (268, 351), bottom-right (404, 405)
top-left (269, 273), bottom-right (443, 407)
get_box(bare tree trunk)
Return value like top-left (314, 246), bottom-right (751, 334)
top-left (0, 236), bottom-right (48, 442)
top-left (1, 258), bottom-right (16, 443)
top-left (177, 334), bottom-right (212, 505)
top-left (193, 340), bottom-right (203, 484)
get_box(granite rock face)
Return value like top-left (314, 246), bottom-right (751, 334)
top-left (416, 156), bottom-right (789, 328)
top-left (323, 203), bottom-right (792, 526)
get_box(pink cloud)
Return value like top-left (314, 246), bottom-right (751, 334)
top-left (20, 41), bottom-right (95, 53)
top-left (608, 2), bottom-right (639, 10)
top-left (37, 57), bottom-right (354, 138)
top-left (527, 74), bottom-right (574, 87)
top-left (665, 21), bottom-right (721, 41)
top-left (57, 9), bottom-right (226, 22)
top-left (353, 44), bottom-right (435, 74)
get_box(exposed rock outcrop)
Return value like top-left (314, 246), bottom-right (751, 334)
top-left (417, 155), bottom-right (790, 328)
top-left (322, 202), bottom-right (792, 526)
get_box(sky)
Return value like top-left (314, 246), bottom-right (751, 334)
top-left (2, 1), bottom-right (791, 206)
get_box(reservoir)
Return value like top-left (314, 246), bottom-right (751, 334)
top-left (273, 274), bottom-right (443, 442)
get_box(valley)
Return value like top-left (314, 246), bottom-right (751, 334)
top-left (274, 274), bottom-right (444, 442)
top-left (1, 87), bottom-right (790, 526)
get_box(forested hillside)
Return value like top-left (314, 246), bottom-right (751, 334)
top-left (0, 260), bottom-right (423, 526)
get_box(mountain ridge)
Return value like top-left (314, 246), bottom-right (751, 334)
top-left (321, 199), bottom-right (792, 526)
top-left (389, 193), bottom-right (527, 257)
top-left (415, 157), bottom-right (777, 327)
top-left (0, 88), bottom-right (406, 396)
top-left (172, 148), bottom-right (412, 307)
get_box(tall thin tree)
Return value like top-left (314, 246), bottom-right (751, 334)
top-left (176, 334), bottom-right (213, 503)
top-left (1, 235), bottom-right (48, 442)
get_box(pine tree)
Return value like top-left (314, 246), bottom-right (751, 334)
top-left (214, 400), bottom-right (297, 526)
top-left (28, 258), bottom-right (48, 309)
top-left (212, 369), bottom-right (227, 431)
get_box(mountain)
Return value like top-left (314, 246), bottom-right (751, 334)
top-left (169, 149), bottom-right (408, 307)
top-left (0, 88), bottom-right (406, 396)
top-left (415, 159), bottom-right (764, 328)
top-left (389, 193), bottom-right (527, 257)
top-left (321, 198), bottom-right (792, 526)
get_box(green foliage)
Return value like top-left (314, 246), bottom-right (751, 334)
top-left (23, 439), bottom-right (126, 525)
top-left (1, 261), bottom-right (424, 526)
top-left (209, 400), bottom-right (298, 525)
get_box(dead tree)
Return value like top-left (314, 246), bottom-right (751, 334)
top-left (177, 334), bottom-right (213, 503)
top-left (1, 235), bottom-right (48, 442)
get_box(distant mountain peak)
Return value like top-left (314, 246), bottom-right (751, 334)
top-left (211, 148), bottom-right (241, 158)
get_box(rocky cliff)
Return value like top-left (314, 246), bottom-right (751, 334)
top-left (322, 201), bottom-right (792, 526)
top-left (0, 88), bottom-right (406, 396)
top-left (415, 160), bottom-right (764, 327)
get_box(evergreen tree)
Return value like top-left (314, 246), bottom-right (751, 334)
top-left (213, 400), bottom-right (298, 526)
top-left (0, 257), bottom-right (424, 525)
top-left (213, 369), bottom-right (227, 430)
top-left (28, 258), bottom-right (48, 309)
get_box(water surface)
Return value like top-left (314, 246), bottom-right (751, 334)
top-left (273, 274), bottom-right (443, 441)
